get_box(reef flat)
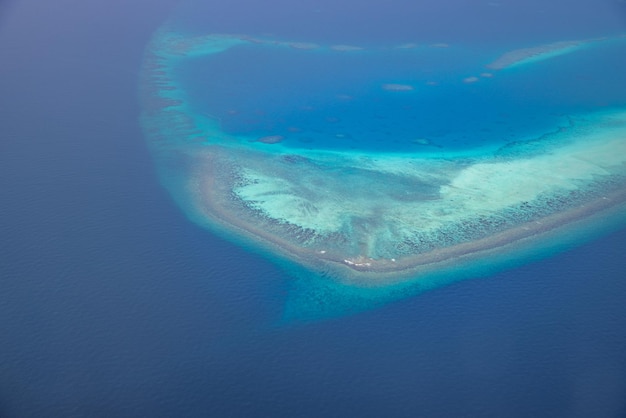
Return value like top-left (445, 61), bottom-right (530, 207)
top-left (141, 27), bottom-right (626, 287)
top-left (486, 37), bottom-right (608, 70)
top-left (185, 114), bottom-right (626, 286)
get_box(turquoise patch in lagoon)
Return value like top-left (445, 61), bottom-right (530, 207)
top-left (140, 26), bottom-right (626, 321)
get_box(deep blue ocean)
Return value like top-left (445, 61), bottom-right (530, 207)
top-left (1, 1), bottom-right (626, 417)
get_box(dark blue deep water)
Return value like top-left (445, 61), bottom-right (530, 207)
top-left (1, 1), bottom-right (626, 417)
